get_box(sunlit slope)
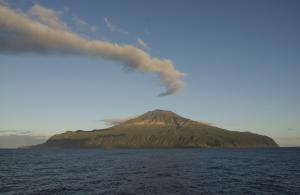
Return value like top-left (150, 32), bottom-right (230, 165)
top-left (35, 110), bottom-right (278, 148)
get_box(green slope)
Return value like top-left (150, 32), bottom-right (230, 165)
top-left (34, 110), bottom-right (278, 148)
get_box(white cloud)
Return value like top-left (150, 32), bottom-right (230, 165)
top-left (0, 4), bottom-right (185, 96)
top-left (102, 117), bottom-right (134, 126)
top-left (27, 4), bottom-right (67, 31)
top-left (103, 17), bottom-right (128, 34)
top-left (137, 37), bottom-right (151, 50)
top-left (73, 15), bottom-right (97, 32)
top-left (73, 15), bottom-right (87, 26)
top-left (0, 129), bottom-right (32, 135)
top-left (90, 25), bottom-right (97, 32)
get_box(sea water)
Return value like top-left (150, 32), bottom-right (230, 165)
top-left (0, 148), bottom-right (299, 194)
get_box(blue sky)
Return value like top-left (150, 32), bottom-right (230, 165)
top-left (0, 0), bottom-right (299, 146)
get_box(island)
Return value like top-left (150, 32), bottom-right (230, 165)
top-left (33, 110), bottom-right (278, 148)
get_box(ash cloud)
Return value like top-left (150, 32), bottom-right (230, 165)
top-left (0, 4), bottom-right (185, 96)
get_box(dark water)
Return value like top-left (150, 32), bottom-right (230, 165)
top-left (0, 148), bottom-right (299, 195)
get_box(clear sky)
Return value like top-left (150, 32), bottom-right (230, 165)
top-left (0, 0), bottom-right (299, 146)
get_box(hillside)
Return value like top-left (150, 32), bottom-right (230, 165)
top-left (33, 110), bottom-right (278, 148)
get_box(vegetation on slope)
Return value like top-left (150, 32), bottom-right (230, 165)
top-left (35, 110), bottom-right (278, 148)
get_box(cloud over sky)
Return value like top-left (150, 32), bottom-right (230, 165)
top-left (103, 17), bottom-right (128, 34)
top-left (0, 4), bottom-right (185, 96)
top-left (0, 129), bottom-right (32, 135)
top-left (102, 117), bottom-right (134, 126)
top-left (137, 37), bottom-right (151, 50)
top-left (72, 15), bottom-right (97, 32)
top-left (27, 4), bottom-right (67, 31)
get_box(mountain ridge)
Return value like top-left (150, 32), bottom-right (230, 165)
top-left (32, 109), bottom-right (278, 148)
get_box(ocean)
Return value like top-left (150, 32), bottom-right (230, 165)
top-left (0, 148), bottom-right (299, 194)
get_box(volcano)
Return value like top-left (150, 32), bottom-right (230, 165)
top-left (33, 109), bottom-right (278, 148)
